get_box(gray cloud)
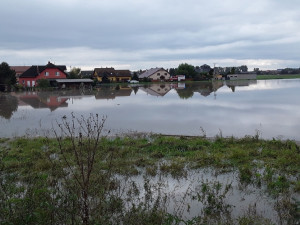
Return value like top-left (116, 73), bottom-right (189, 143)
top-left (1, 0), bottom-right (300, 70)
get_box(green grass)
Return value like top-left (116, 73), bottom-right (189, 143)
top-left (1, 135), bottom-right (299, 224)
top-left (257, 74), bottom-right (300, 80)
top-left (2, 135), bottom-right (299, 175)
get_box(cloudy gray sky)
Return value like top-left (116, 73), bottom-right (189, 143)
top-left (1, 0), bottom-right (300, 70)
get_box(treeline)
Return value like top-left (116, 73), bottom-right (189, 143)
top-left (0, 62), bottom-right (17, 91)
top-left (168, 63), bottom-right (249, 80)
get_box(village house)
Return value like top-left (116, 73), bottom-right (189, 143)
top-left (138, 68), bottom-right (170, 81)
top-left (226, 73), bottom-right (257, 80)
top-left (80, 70), bottom-right (94, 79)
top-left (10, 66), bottom-right (31, 83)
top-left (19, 62), bottom-right (67, 87)
top-left (93, 68), bottom-right (131, 82)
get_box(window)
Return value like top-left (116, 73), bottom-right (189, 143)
top-left (157, 73), bottom-right (160, 76)
top-left (55, 72), bottom-right (60, 76)
top-left (45, 72), bottom-right (49, 76)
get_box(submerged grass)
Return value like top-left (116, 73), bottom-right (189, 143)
top-left (0, 134), bottom-right (299, 224)
top-left (257, 74), bottom-right (300, 80)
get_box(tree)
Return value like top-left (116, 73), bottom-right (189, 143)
top-left (53, 113), bottom-right (107, 225)
top-left (0, 62), bottom-right (16, 91)
top-left (176, 63), bottom-right (197, 79)
top-left (37, 79), bottom-right (50, 88)
top-left (68, 67), bottom-right (81, 79)
top-left (132, 72), bottom-right (139, 80)
top-left (230, 67), bottom-right (236, 74)
top-left (168, 68), bottom-right (177, 77)
top-left (240, 65), bottom-right (248, 73)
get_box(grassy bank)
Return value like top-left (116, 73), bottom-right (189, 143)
top-left (1, 133), bottom-right (299, 224)
top-left (257, 74), bottom-right (300, 80)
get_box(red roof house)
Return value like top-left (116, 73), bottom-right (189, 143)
top-left (10, 66), bottom-right (31, 83)
top-left (19, 62), bottom-right (67, 87)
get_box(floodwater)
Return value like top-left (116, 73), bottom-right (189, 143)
top-left (117, 166), bottom-right (298, 224)
top-left (1, 79), bottom-right (300, 140)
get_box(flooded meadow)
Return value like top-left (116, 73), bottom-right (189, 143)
top-left (1, 79), bottom-right (300, 224)
top-left (1, 79), bottom-right (300, 140)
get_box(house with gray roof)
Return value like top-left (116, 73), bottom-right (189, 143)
top-left (138, 68), bottom-right (170, 81)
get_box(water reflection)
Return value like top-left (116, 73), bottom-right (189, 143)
top-left (1, 79), bottom-right (299, 139)
top-left (17, 92), bottom-right (69, 111)
top-left (226, 80), bottom-right (257, 92)
top-left (0, 80), bottom-right (258, 117)
top-left (140, 84), bottom-right (172, 97)
top-left (0, 94), bottom-right (18, 119)
top-left (95, 85), bottom-right (132, 99)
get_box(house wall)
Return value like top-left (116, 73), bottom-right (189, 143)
top-left (149, 69), bottom-right (170, 81)
top-left (36, 68), bottom-right (67, 80)
top-left (228, 74), bottom-right (257, 80)
top-left (19, 68), bottom-right (67, 87)
top-left (95, 76), bottom-right (131, 82)
top-left (19, 77), bottom-right (38, 87)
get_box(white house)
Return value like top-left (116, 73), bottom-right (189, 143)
top-left (139, 68), bottom-right (170, 81)
top-left (227, 73), bottom-right (257, 80)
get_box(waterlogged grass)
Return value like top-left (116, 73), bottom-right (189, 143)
top-left (0, 135), bottom-right (299, 224)
top-left (257, 74), bottom-right (300, 80)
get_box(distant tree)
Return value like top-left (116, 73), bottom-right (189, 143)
top-left (0, 62), bottom-right (16, 91)
top-left (132, 72), bottom-right (139, 80)
top-left (240, 65), bottom-right (248, 73)
top-left (176, 63), bottom-right (197, 79)
top-left (68, 67), bottom-right (81, 79)
top-left (254, 68), bottom-right (260, 74)
top-left (230, 67), bottom-right (236, 74)
top-left (169, 68), bottom-right (177, 77)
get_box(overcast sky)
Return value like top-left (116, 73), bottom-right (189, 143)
top-left (1, 0), bottom-right (300, 71)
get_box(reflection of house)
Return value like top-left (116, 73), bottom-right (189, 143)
top-left (93, 68), bottom-right (131, 82)
top-left (94, 86), bottom-right (132, 99)
top-left (170, 83), bottom-right (185, 89)
top-left (139, 84), bottom-right (171, 97)
top-left (226, 80), bottom-right (257, 92)
top-left (138, 68), bottom-right (170, 81)
top-left (19, 62), bottom-right (67, 87)
top-left (10, 66), bottom-right (31, 83)
top-left (227, 73), bottom-right (256, 80)
top-left (18, 92), bottom-right (68, 111)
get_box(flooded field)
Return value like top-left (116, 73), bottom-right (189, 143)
top-left (1, 134), bottom-right (299, 224)
top-left (1, 79), bottom-right (300, 140)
